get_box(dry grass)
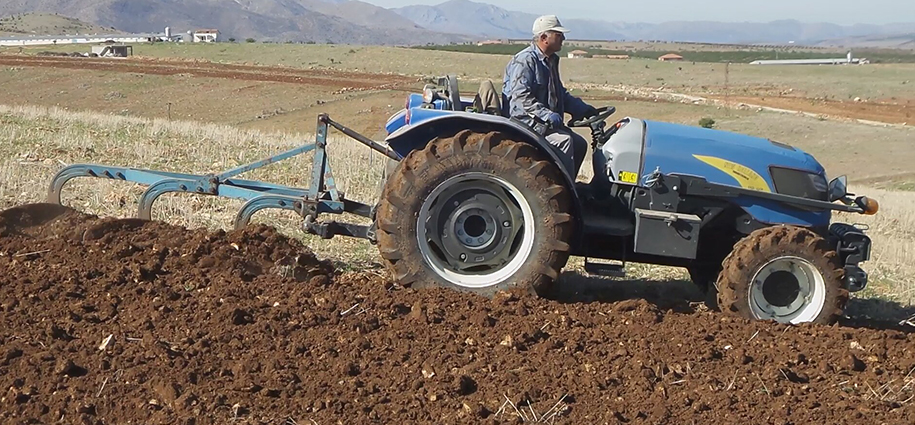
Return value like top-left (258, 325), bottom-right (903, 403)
top-left (835, 189), bottom-right (915, 305)
top-left (0, 103), bottom-right (388, 266)
top-left (2, 103), bottom-right (913, 307)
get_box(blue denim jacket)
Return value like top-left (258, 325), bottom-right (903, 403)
top-left (502, 43), bottom-right (589, 129)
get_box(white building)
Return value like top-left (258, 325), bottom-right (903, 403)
top-left (567, 49), bottom-right (588, 58)
top-left (0, 33), bottom-right (166, 47)
top-left (750, 52), bottom-right (868, 65)
top-left (192, 29), bottom-right (219, 43)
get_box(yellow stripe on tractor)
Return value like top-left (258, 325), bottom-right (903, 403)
top-left (693, 155), bottom-right (772, 193)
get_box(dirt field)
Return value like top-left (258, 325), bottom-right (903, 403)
top-left (708, 95), bottom-right (914, 125)
top-left (2, 47), bottom-right (915, 424)
top-left (0, 55), bottom-right (414, 90)
top-left (2, 53), bottom-right (912, 129)
top-left (1, 204), bottom-right (914, 424)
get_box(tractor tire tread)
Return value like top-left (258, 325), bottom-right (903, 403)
top-left (716, 225), bottom-right (847, 324)
top-left (376, 130), bottom-right (574, 296)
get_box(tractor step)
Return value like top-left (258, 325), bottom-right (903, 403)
top-left (580, 209), bottom-right (634, 237)
top-left (584, 258), bottom-right (626, 278)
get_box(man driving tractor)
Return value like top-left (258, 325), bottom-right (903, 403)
top-left (501, 14), bottom-right (598, 177)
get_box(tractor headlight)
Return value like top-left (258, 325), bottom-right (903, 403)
top-left (770, 167), bottom-right (828, 201)
top-left (809, 173), bottom-right (828, 194)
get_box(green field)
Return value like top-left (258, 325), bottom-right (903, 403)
top-left (415, 43), bottom-right (915, 63)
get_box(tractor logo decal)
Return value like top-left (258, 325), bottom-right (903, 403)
top-left (693, 155), bottom-right (772, 192)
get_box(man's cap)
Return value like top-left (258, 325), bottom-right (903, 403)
top-left (532, 15), bottom-right (569, 35)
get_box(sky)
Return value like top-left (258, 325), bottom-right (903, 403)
top-left (362, 0), bottom-right (915, 25)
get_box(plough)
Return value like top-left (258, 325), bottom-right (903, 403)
top-left (48, 114), bottom-right (400, 241)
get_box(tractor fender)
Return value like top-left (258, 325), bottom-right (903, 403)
top-left (732, 197), bottom-right (832, 228)
top-left (384, 113), bottom-right (584, 232)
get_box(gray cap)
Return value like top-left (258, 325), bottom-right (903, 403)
top-left (532, 15), bottom-right (569, 35)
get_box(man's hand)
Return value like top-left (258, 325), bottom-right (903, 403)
top-left (583, 105), bottom-right (599, 118)
top-left (547, 112), bottom-right (564, 128)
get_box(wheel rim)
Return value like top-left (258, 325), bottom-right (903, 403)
top-left (748, 256), bottom-right (826, 324)
top-left (416, 172), bottom-right (535, 288)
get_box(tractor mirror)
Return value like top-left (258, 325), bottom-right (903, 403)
top-left (828, 175), bottom-right (848, 202)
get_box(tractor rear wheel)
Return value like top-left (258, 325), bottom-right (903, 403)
top-left (716, 225), bottom-right (847, 324)
top-left (375, 130), bottom-right (574, 296)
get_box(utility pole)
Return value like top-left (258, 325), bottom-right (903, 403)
top-left (725, 62), bottom-right (730, 115)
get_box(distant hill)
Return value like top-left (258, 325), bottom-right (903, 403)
top-left (816, 33), bottom-right (915, 49)
top-left (0, 0), bottom-right (468, 45)
top-left (393, 0), bottom-right (627, 41)
top-left (617, 20), bottom-right (915, 46)
top-left (1, 0), bottom-right (912, 47)
top-left (0, 12), bottom-right (118, 37)
top-left (393, 0), bottom-right (914, 46)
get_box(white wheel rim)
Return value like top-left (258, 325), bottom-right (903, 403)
top-left (416, 172), bottom-right (536, 289)
top-left (749, 256), bottom-right (827, 324)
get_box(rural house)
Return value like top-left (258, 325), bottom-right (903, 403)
top-left (567, 49), bottom-right (588, 58)
top-left (658, 53), bottom-right (684, 61)
top-left (192, 29), bottom-right (219, 43)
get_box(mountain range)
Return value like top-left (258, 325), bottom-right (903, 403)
top-left (1, 0), bottom-right (912, 47)
top-left (0, 0), bottom-right (466, 44)
top-left (393, 0), bottom-right (913, 46)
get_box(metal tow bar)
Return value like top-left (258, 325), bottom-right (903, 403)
top-left (47, 114), bottom-right (402, 240)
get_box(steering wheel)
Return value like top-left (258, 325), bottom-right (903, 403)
top-left (568, 106), bottom-right (616, 127)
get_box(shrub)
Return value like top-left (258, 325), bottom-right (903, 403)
top-left (699, 117), bottom-right (716, 128)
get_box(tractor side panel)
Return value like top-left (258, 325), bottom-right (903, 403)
top-left (593, 118), bottom-right (646, 186)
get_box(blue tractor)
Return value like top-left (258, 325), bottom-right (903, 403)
top-left (375, 76), bottom-right (877, 325)
top-left (47, 75), bottom-right (877, 325)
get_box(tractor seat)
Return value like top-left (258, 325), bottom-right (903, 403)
top-left (473, 80), bottom-right (503, 116)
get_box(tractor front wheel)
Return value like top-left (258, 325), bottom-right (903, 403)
top-left (716, 226), bottom-right (847, 324)
top-left (375, 130), bottom-right (574, 296)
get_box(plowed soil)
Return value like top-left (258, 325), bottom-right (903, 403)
top-left (0, 55), bottom-right (414, 91)
top-left (2, 204), bottom-right (914, 424)
top-left (710, 95), bottom-right (914, 125)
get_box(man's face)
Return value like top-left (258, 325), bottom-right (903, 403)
top-left (541, 31), bottom-right (564, 54)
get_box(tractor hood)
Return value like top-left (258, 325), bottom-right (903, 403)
top-left (641, 120), bottom-right (825, 194)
